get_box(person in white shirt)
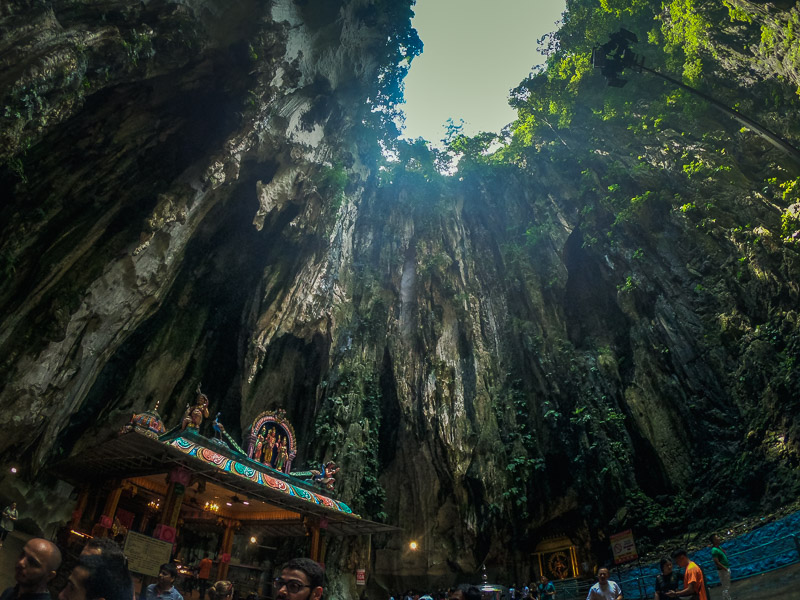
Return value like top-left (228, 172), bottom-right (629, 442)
top-left (586, 568), bottom-right (623, 600)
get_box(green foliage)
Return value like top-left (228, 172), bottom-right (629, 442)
top-left (4, 84), bottom-right (45, 123)
top-left (623, 489), bottom-right (686, 531)
top-left (682, 159), bottom-right (706, 178)
top-left (660, 0), bottom-right (712, 82)
top-left (359, 0), bottom-right (422, 140)
top-left (378, 137), bottom-right (448, 186)
top-left (5, 156), bottom-right (27, 183)
top-left (416, 239), bottom-right (452, 278)
top-left (617, 275), bottom-right (636, 292)
top-left (757, 11), bottom-right (800, 84)
top-left (570, 405), bottom-right (591, 425)
top-left (722, 0), bottom-right (752, 23)
top-left (318, 161), bottom-right (349, 210)
top-left (314, 364), bottom-right (387, 520)
top-left (440, 121), bottom-right (508, 175)
top-left (781, 209), bottom-right (800, 240)
top-left (121, 29), bottom-right (155, 66)
top-left (613, 190), bottom-right (654, 226)
top-left (524, 222), bottom-right (554, 247)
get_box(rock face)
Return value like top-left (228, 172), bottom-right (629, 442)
top-left (1, 0), bottom-right (800, 595)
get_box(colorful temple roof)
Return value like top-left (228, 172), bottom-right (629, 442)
top-left (52, 428), bottom-right (397, 535)
top-left (165, 433), bottom-right (353, 515)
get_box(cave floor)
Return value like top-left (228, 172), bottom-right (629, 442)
top-left (0, 531), bottom-right (798, 599)
top-left (708, 562), bottom-right (800, 600)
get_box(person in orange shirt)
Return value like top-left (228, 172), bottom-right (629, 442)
top-left (666, 550), bottom-right (707, 600)
top-left (197, 555), bottom-right (213, 600)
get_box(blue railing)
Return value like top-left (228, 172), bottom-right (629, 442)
top-left (614, 510), bottom-right (800, 599)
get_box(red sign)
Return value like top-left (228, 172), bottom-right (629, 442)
top-left (116, 508), bottom-right (135, 530)
top-left (610, 530), bottom-right (638, 564)
top-left (153, 524), bottom-right (177, 543)
top-left (99, 515), bottom-right (113, 528)
top-left (220, 553), bottom-right (231, 564)
top-left (356, 568), bottom-right (366, 586)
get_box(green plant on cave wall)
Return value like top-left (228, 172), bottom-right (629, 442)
top-left (313, 362), bottom-right (387, 521)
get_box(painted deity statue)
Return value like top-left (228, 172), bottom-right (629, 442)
top-left (269, 435), bottom-right (283, 469)
top-left (181, 385), bottom-right (210, 431)
top-left (280, 439), bottom-right (289, 470)
top-left (254, 429), bottom-right (265, 460)
top-left (311, 461), bottom-right (339, 491)
top-left (275, 438), bottom-right (289, 471)
top-left (262, 428), bottom-right (277, 464)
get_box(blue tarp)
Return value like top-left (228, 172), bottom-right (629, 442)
top-left (615, 510), bottom-right (800, 599)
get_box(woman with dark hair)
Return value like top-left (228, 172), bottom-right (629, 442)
top-left (208, 581), bottom-right (234, 600)
top-left (654, 557), bottom-right (681, 600)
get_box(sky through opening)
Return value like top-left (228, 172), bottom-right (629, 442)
top-left (400, 0), bottom-right (566, 146)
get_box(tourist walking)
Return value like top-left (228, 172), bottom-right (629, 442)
top-left (538, 577), bottom-right (555, 600)
top-left (666, 550), bottom-right (706, 600)
top-left (0, 502), bottom-right (18, 548)
top-left (654, 557), bottom-right (681, 600)
top-left (710, 535), bottom-right (732, 600)
top-left (586, 568), bottom-right (622, 600)
top-left (197, 555), bottom-right (213, 600)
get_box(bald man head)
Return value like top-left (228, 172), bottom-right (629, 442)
top-left (15, 538), bottom-right (62, 593)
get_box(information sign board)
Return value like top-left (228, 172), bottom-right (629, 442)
top-left (610, 529), bottom-right (638, 564)
top-left (123, 531), bottom-right (174, 576)
top-left (356, 568), bottom-right (366, 585)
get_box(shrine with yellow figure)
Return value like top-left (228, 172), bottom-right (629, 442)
top-left (533, 535), bottom-right (581, 581)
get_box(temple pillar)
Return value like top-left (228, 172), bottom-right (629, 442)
top-left (70, 486), bottom-right (90, 529)
top-left (164, 483), bottom-right (186, 529)
top-left (217, 520), bottom-right (236, 580)
top-left (102, 480), bottom-right (123, 522)
top-left (309, 524), bottom-right (322, 563)
top-left (139, 514), bottom-right (150, 533)
top-left (303, 516), bottom-right (322, 562)
top-left (160, 469), bottom-right (191, 529)
top-left (159, 481), bottom-right (177, 525)
top-left (92, 480), bottom-right (123, 537)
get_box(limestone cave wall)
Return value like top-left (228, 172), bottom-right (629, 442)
top-left (1, 0), bottom-right (800, 596)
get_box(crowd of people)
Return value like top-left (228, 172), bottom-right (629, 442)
top-left (0, 534), bottom-right (324, 600)
top-left (653, 537), bottom-right (733, 600)
top-left (391, 574), bottom-right (560, 600)
top-left (0, 522), bottom-right (732, 600)
top-left (394, 533), bottom-right (732, 600)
